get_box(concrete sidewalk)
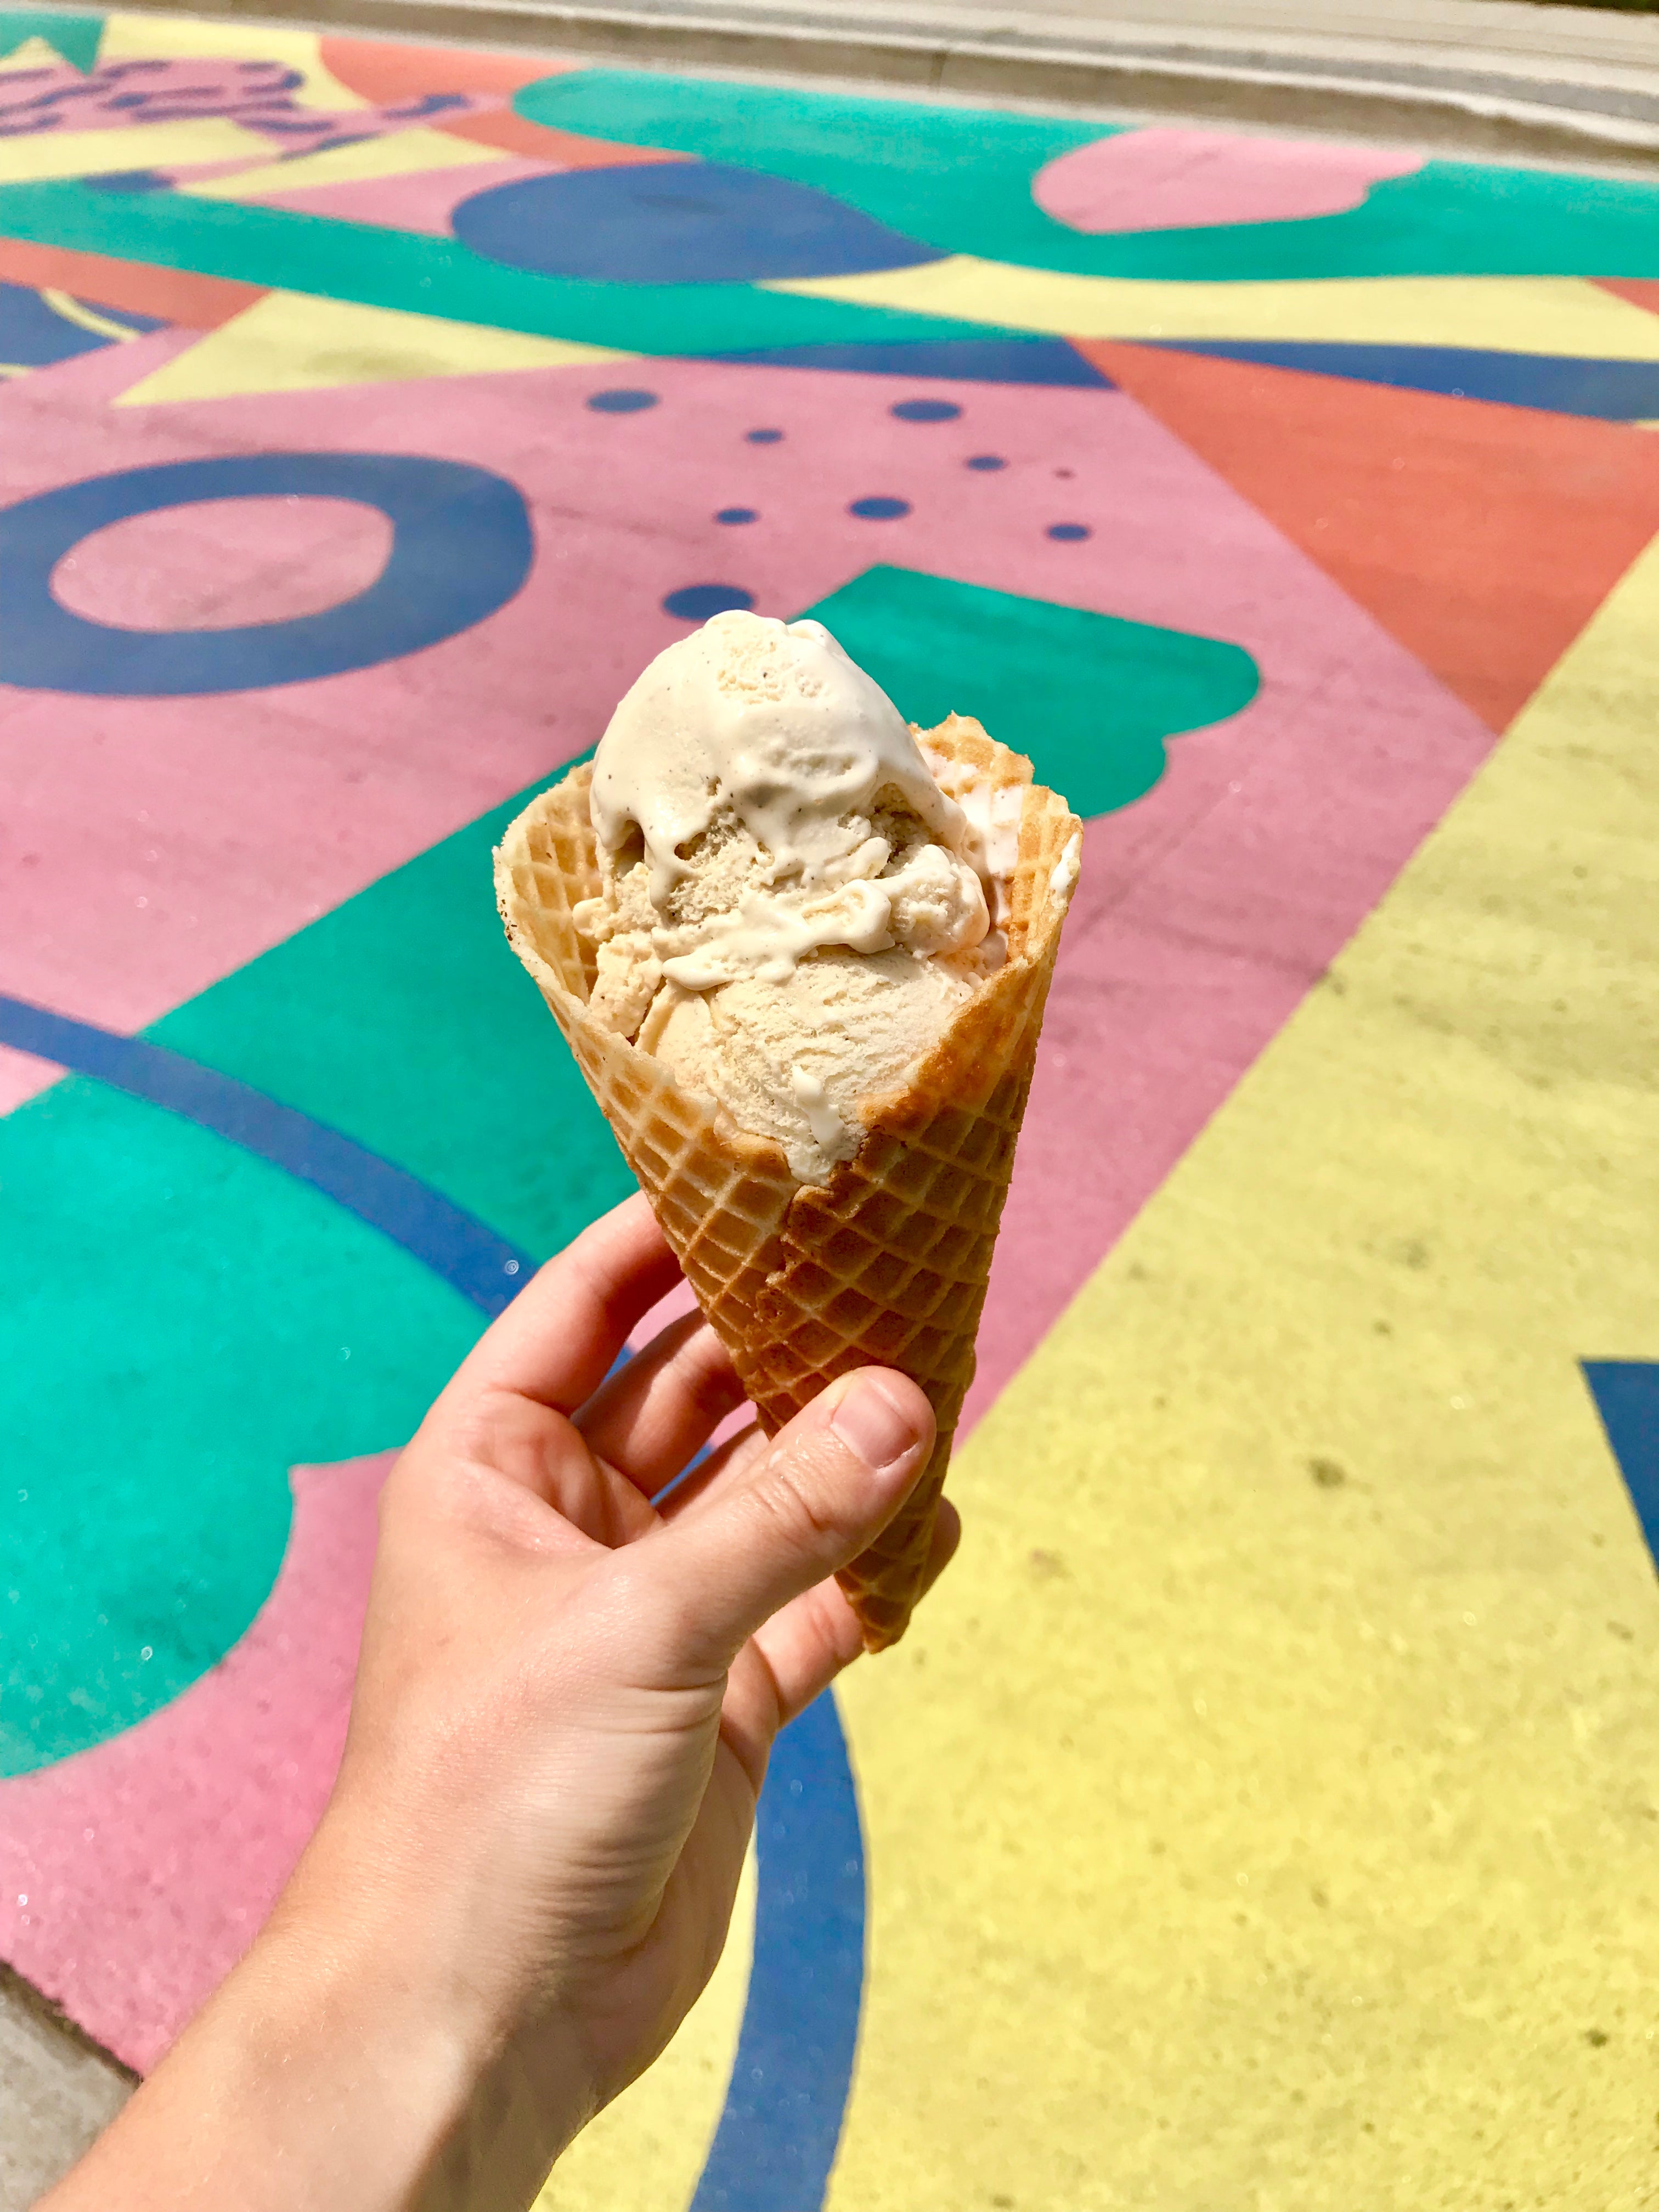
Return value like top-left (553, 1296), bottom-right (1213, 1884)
top-left (85, 0), bottom-right (1659, 159)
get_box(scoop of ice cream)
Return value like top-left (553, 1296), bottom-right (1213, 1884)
top-left (573, 610), bottom-right (1023, 1181)
top-left (578, 611), bottom-right (990, 987)
top-left (639, 950), bottom-right (978, 1183)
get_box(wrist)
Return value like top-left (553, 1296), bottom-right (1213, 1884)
top-left (258, 1805), bottom-right (595, 2208)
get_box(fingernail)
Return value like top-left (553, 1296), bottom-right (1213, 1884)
top-left (829, 1374), bottom-right (926, 1476)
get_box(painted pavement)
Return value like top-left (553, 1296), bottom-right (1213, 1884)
top-left (1, 11), bottom-right (1657, 2203)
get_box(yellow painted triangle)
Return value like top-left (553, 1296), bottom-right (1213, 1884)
top-left (117, 290), bottom-right (630, 405)
top-left (0, 33), bottom-right (76, 71)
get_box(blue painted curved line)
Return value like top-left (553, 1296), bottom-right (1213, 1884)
top-left (692, 1688), bottom-right (865, 2212)
top-left (702, 334), bottom-right (1111, 390)
top-left (0, 994), bottom-right (533, 1316)
top-left (1137, 337), bottom-right (1659, 423)
top-left (1583, 1361), bottom-right (1659, 1567)
top-left (1, 991), bottom-right (867, 2192)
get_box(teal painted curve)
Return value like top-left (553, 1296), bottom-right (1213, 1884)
top-left (0, 179), bottom-right (1034, 356)
top-left (517, 72), bottom-right (1659, 283)
top-left (0, 1073), bottom-right (488, 1775)
top-left (802, 565), bottom-right (1260, 817)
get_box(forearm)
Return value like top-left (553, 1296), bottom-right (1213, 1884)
top-left (42, 1816), bottom-right (588, 2212)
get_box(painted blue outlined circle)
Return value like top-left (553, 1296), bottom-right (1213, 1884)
top-left (0, 453), bottom-right (533, 697)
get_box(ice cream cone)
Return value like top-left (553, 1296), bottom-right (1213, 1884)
top-left (495, 714), bottom-right (1081, 1649)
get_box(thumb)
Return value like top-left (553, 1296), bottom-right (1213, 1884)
top-left (633, 1368), bottom-right (935, 1672)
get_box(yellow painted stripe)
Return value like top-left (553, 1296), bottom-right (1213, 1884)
top-left (831, 535), bottom-right (1659, 2206)
top-left (0, 117), bottom-right (269, 187)
top-left (116, 290), bottom-right (629, 407)
top-left (42, 288), bottom-right (142, 343)
top-left (771, 258), bottom-right (1659, 363)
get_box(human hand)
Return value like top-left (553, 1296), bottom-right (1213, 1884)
top-left (48, 1193), bottom-right (953, 2212)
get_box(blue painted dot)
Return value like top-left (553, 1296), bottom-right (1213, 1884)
top-left (891, 398), bottom-right (961, 422)
top-left (966, 454), bottom-right (1007, 472)
top-left (663, 583), bottom-right (755, 621)
top-left (849, 496), bottom-right (911, 521)
top-left (1047, 522), bottom-right (1092, 541)
top-left (715, 506), bottom-right (758, 524)
top-left (746, 428), bottom-right (784, 443)
top-left (586, 388), bottom-right (658, 414)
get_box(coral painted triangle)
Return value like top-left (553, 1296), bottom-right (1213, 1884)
top-left (1084, 339), bottom-right (1659, 733)
top-left (1135, 337), bottom-right (1659, 424)
top-left (315, 37), bottom-right (678, 168)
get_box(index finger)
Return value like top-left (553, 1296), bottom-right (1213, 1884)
top-left (442, 1191), bottom-right (682, 1415)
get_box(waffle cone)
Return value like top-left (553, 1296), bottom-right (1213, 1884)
top-left (495, 715), bottom-right (1081, 1649)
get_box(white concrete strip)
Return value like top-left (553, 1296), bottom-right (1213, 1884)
top-left (0, 1972), bottom-right (131, 2212)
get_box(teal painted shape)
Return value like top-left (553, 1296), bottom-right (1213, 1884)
top-left (802, 566), bottom-right (1259, 816)
top-left (0, 180), bottom-right (1031, 354)
top-left (1084, 159), bottom-right (1659, 283)
top-left (518, 72), bottom-right (1659, 283)
top-left (0, 1080), bottom-right (483, 1775)
top-left (0, 582), bottom-right (1251, 1774)
top-left (1, 785), bottom-right (632, 1778)
top-left (518, 70), bottom-right (1113, 279)
top-left (152, 781), bottom-right (635, 1261)
top-left (0, 6), bottom-right (103, 69)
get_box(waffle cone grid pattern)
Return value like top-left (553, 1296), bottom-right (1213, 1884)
top-left (495, 716), bottom-right (1080, 1648)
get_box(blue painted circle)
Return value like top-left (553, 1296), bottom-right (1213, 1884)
top-left (450, 161), bottom-right (941, 285)
top-left (966, 453), bottom-right (1007, 471)
top-left (0, 453), bottom-right (533, 698)
top-left (664, 583), bottom-right (755, 620)
top-left (849, 495), bottom-right (911, 520)
top-left (891, 398), bottom-right (961, 422)
top-left (1047, 522), bottom-right (1092, 541)
top-left (715, 506), bottom-right (759, 524)
top-left (746, 428), bottom-right (784, 444)
top-left (586, 388), bottom-right (659, 413)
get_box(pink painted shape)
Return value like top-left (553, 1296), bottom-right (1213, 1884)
top-left (0, 1041), bottom-right (59, 1116)
top-left (246, 154), bottom-right (556, 235)
top-left (55, 495), bottom-right (391, 630)
top-left (1033, 127), bottom-right (1423, 233)
top-left (0, 1453), bottom-right (391, 2074)
top-left (1, 344), bottom-right (1492, 1437)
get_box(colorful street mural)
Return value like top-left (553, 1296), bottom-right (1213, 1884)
top-left (2, 11), bottom-right (1657, 2205)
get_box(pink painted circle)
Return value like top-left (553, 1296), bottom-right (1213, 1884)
top-left (50, 495), bottom-right (393, 633)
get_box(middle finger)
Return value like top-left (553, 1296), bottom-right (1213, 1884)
top-left (575, 1310), bottom-right (748, 1497)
